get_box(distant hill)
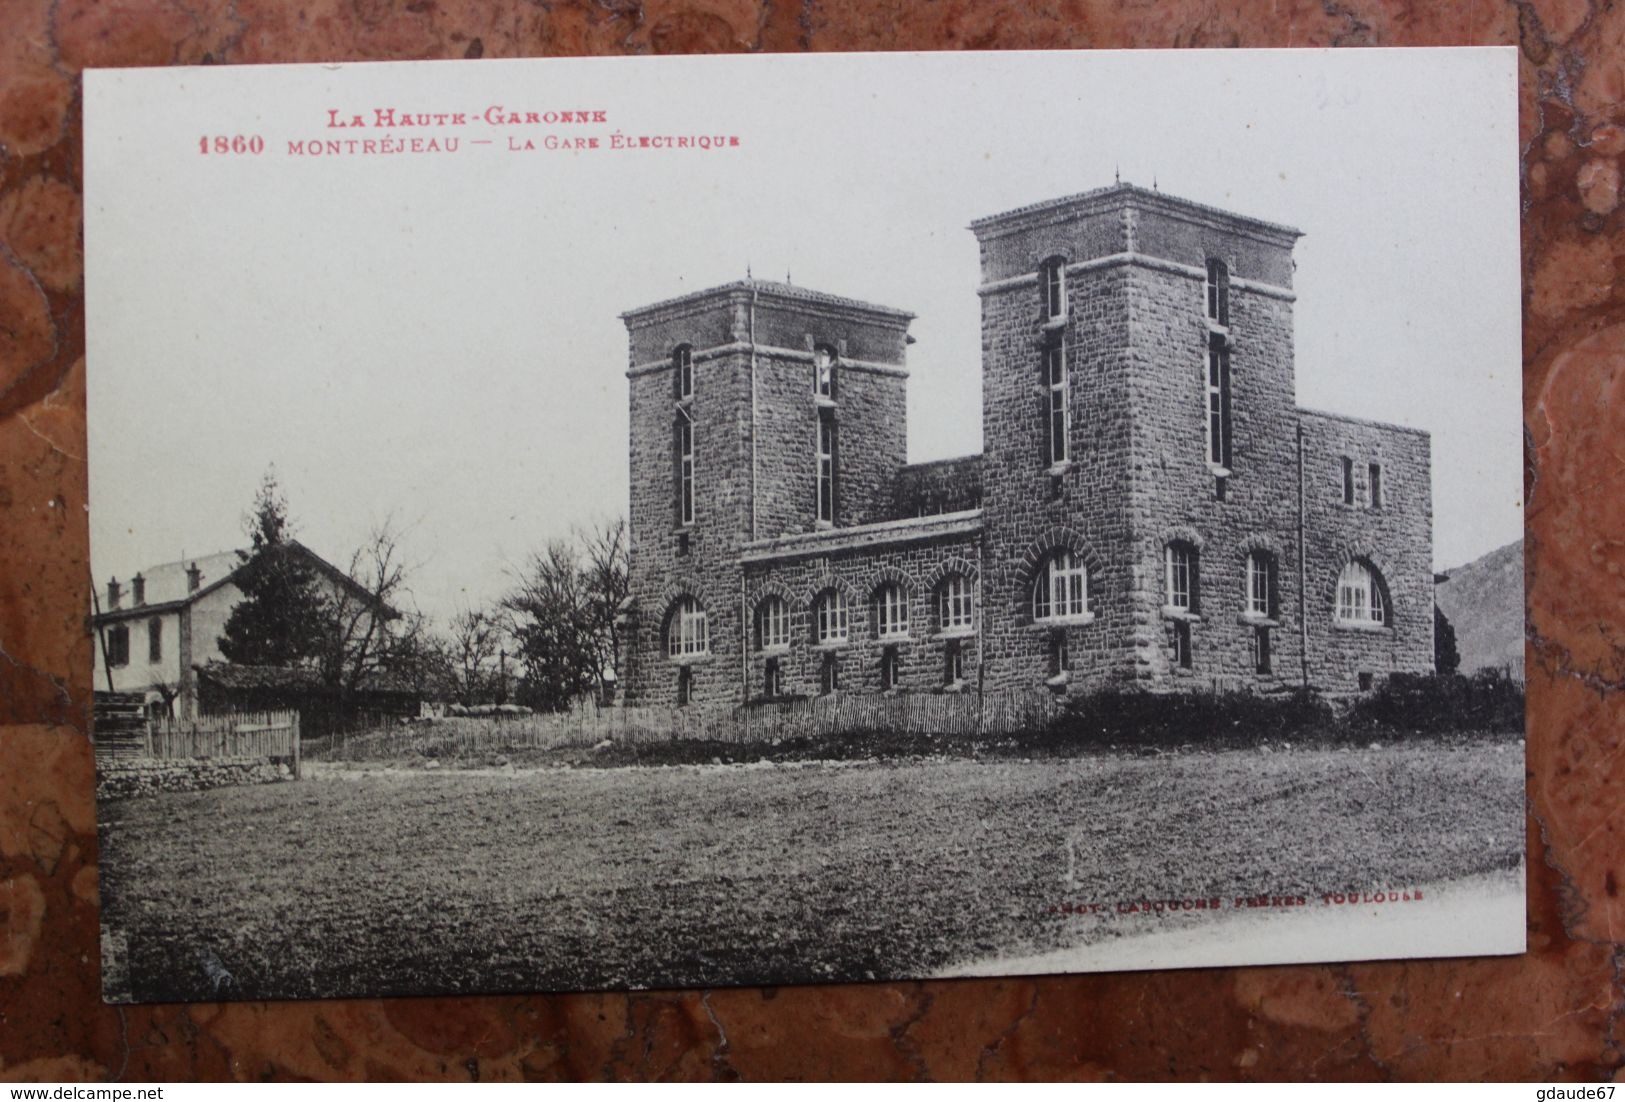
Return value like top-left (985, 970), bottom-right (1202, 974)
top-left (1433, 539), bottom-right (1525, 677)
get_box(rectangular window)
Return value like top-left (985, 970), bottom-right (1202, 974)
top-left (817, 412), bottom-right (836, 524)
top-left (820, 652), bottom-right (840, 694)
top-left (1050, 633), bottom-right (1070, 678)
top-left (107, 625), bottom-right (130, 668)
top-left (880, 646), bottom-right (901, 691)
top-left (1206, 259), bottom-right (1230, 327)
top-left (1342, 457), bottom-right (1355, 505)
top-left (1206, 334), bottom-right (1231, 468)
top-left (676, 414), bottom-right (695, 526)
top-left (1044, 340), bottom-right (1068, 465)
top-left (1165, 545), bottom-right (1197, 612)
top-left (944, 639), bottom-right (963, 686)
top-left (1253, 626), bottom-right (1272, 675)
top-left (1044, 260), bottom-right (1066, 320)
top-left (1369, 462), bottom-right (1383, 508)
top-left (1247, 553), bottom-right (1275, 618)
top-left (763, 656), bottom-right (782, 699)
top-left (677, 666), bottom-right (693, 706)
top-left (1171, 620), bottom-right (1193, 669)
top-left (148, 617), bottom-right (162, 663)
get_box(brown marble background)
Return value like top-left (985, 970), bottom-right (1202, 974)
top-left (0, 0), bottom-right (1620, 1082)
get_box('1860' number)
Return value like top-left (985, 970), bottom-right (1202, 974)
top-left (198, 135), bottom-right (264, 155)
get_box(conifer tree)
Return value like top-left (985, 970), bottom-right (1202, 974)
top-left (217, 470), bottom-right (330, 667)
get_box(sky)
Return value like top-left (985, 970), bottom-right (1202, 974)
top-left (85, 48), bottom-right (1522, 627)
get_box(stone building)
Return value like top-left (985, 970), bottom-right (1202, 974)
top-left (615, 183), bottom-right (1433, 707)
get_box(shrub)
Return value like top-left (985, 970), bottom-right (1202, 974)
top-left (1044, 687), bottom-right (1338, 751)
top-left (1347, 670), bottom-right (1525, 734)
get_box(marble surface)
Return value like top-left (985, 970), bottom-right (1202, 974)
top-left (1, 0), bottom-right (1620, 1082)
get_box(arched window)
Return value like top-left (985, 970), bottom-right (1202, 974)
top-left (813, 345), bottom-right (838, 399)
top-left (1336, 560), bottom-right (1389, 625)
top-left (666, 596), bottom-right (709, 658)
top-left (937, 573), bottom-right (974, 633)
top-left (673, 344), bottom-right (694, 400)
top-left (874, 583), bottom-right (909, 639)
top-left (813, 589), bottom-right (849, 644)
top-left (1033, 550), bottom-right (1088, 621)
top-left (1040, 256), bottom-right (1067, 321)
top-left (1245, 550), bottom-right (1278, 619)
top-left (1205, 258), bottom-right (1229, 327)
top-left (755, 595), bottom-right (790, 651)
top-left (1165, 542), bottom-right (1200, 612)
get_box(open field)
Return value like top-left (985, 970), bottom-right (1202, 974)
top-left (97, 740), bottom-right (1525, 1002)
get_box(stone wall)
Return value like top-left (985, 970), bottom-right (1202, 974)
top-left (96, 757), bottom-right (292, 801)
top-left (740, 525), bottom-right (984, 699)
top-left (974, 245), bottom-right (1140, 694)
top-left (1298, 409), bottom-right (1435, 690)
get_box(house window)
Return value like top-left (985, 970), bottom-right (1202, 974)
top-left (1253, 625), bottom-right (1273, 675)
top-left (1206, 334), bottom-right (1231, 469)
top-left (677, 666), bottom-right (693, 706)
top-left (1171, 620), bottom-right (1193, 669)
top-left (763, 656), bottom-right (783, 698)
top-left (814, 345), bottom-right (837, 399)
top-left (675, 412), bottom-right (695, 526)
top-left (874, 583), bottom-right (909, 640)
top-left (944, 639), bottom-right (964, 686)
top-left (1033, 550), bottom-right (1088, 621)
top-left (816, 412), bottom-right (837, 524)
top-left (1369, 463), bottom-right (1383, 508)
top-left (1336, 560), bottom-right (1389, 626)
top-left (1246, 551), bottom-right (1278, 619)
top-left (1205, 258), bottom-right (1230, 327)
top-left (937, 574), bottom-right (974, 632)
top-left (1041, 256), bottom-right (1067, 321)
top-left (106, 625), bottom-right (130, 668)
top-left (1165, 542), bottom-right (1200, 613)
top-left (814, 589), bottom-right (849, 645)
top-left (674, 344), bottom-right (693, 401)
top-left (1342, 457), bottom-right (1355, 505)
top-left (148, 617), bottom-right (163, 663)
top-left (820, 652), bottom-right (840, 694)
top-left (880, 646), bottom-right (901, 690)
top-left (755, 596), bottom-right (790, 651)
top-left (666, 596), bottom-right (710, 658)
top-left (1044, 339), bottom-right (1068, 466)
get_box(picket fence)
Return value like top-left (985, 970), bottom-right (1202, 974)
top-left (313, 689), bottom-right (1065, 762)
top-left (145, 709), bottom-right (302, 776)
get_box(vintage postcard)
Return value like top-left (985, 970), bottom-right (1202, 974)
top-left (83, 48), bottom-right (1525, 1002)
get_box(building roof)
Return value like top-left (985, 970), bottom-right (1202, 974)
top-left (969, 181), bottom-right (1303, 244)
top-left (95, 540), bottom-right (393, 624)
top-left (621, 278), bottom-right (916, 324)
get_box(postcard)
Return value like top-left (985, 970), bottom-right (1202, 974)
top-left (84, 48), bottom-right (1525, 1002)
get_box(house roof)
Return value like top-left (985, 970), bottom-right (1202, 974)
top-left (621, 278), bottom-right (916, 324)
top-left (95, 541), bottom-right (394, 624)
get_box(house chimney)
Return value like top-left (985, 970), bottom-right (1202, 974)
top-left (132, 572), bottom-right (146, 606)
top-left (107, 576), bottom-right (121, 609)
top-left (187, 562), bottom-right (202, 592)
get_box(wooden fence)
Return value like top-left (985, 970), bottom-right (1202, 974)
top-left (144, 709), bottom-right (302, 777)
top-left (312, 689), bottom-right (1065, 762)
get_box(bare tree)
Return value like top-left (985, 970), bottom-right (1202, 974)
top-left (446, 606), bottom-right (501, 704)
top-left (579, 517), bottom-right (630, 703)
top-left (317, 517), bottom-right (420, 697)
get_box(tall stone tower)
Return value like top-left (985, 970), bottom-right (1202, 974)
top-left (618, 280), bottom-right (914, 705)
top-left (970, 183), bottom-right (1308, 691)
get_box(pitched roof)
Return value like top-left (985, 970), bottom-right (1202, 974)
top-left (96, 541), bottom-right (394, 623)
